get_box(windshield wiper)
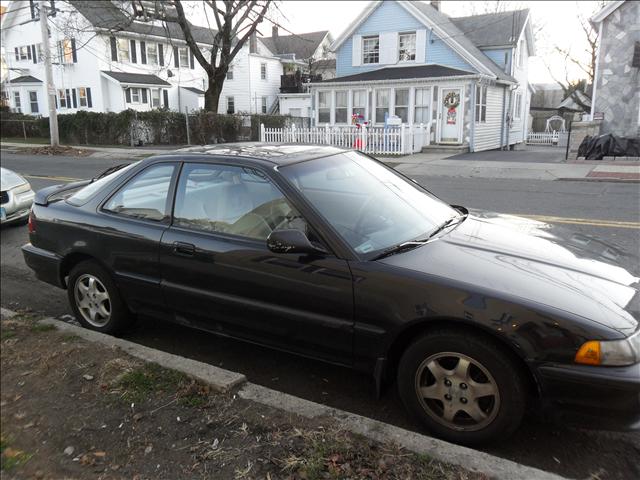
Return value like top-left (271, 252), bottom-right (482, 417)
top-left (371, 240), bottom-right (429, 261)
top-left (426, 214), bottom-right (467, 240)
top-left (92, 163), bottom-right (129, 181)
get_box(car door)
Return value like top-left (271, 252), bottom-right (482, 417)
top-left (159, 161), bottom-right (354, 365)
top-left (96, 161), bottom-right (178, 320)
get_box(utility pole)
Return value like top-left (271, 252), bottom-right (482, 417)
top-left (39, 1), bottom-right (59, 146)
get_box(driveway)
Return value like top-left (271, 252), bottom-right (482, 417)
top-left (448, 145), bottom-right (567, 163)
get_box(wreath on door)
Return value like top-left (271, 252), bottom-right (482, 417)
top-left (443, 91), bottom-right (460, 125)
top-left (443, 91), bottom-right (460, 109)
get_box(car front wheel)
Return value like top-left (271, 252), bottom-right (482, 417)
top-left (67, 260), bottom-right (131, 335)
top-left (397, 328), bottom-right (526, 445)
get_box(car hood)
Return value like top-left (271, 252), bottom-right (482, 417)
top-left (1, 167), bottom-right (27, 191)
top-left (380, 211), bottom-right (639, 335)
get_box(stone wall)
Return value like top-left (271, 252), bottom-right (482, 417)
top-left (569, 120), bottom-right (602, 158)
top-left (592, 1), bottom-right (640, 138)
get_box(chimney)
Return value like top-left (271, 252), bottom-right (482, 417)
top-left (431, 0), bottom-right (441, 11)
top-left (272, 25), bottom-right (278, 39)
top-left (249, 32), bottom-right (257, 54)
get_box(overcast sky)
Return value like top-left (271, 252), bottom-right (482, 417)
top-left (247, 0), bottom-right (605, 85)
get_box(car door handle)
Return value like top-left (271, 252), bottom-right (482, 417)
top-left (173, 241), bottom-right (195, 257)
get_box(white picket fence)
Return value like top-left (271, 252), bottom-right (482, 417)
top-left (526, 131), bottom-right (569, 147)
top-left (260, 123), bottom-right (430, 155)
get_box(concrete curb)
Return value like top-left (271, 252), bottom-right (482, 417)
top-left (4, 314), bottom-right (566, 480)
top-left (237, 383), bottom-right (565, 480)
top-left (37, 318), bottom-right (246, 393)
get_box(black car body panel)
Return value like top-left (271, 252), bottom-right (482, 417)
top-left (22, 145), bottom-right (640, 430)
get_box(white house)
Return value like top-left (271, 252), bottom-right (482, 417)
top-left (308, 0), bottom-right (535, 152)
top-left (0, 0), bottom-right (284, 116)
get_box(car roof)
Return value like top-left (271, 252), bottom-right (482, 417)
top-left (159, 143), bottom-right (349, 166)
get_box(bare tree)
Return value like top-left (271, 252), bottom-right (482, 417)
top-left (547, 2), bottom-right (604, 112)
top-left (170, 1), bottom-right (272, 112)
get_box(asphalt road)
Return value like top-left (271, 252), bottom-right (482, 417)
top-left (2, 152), bottom-right (640, 479)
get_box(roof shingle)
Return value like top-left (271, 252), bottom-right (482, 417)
top-left (101, 71), bottom-right (171, 86)
top-left (260, 31), bottom-right (329, 60)
top-left (320, 64), bottom-right (476, 83)
top-left (7, 75), bottom-right (42, 84)
top-left (450, 9), bottom-right (530, 48)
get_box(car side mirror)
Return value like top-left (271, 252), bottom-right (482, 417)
top-left (267, 229), bottom-right (326, 255)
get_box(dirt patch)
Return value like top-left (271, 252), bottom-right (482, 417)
top-left (17, 145), bottom-right (93, 157)
top-left (1, 316), bottom-right (484, 480)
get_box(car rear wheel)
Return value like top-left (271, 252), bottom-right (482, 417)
top-left (67, 260), bottom-right (131, 335)
top-left (397, 329), bottom-right (526, 445)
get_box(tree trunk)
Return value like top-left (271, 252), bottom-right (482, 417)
top-left (204, 71), bottom-right (226, 112)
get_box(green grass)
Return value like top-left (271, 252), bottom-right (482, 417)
top-left (29, 323), bottom-right (57, 333)
top-left (117, 363), bottom-right (188, 403)
top-left (0, 436), bottom-right (32, 472)
top-left (0, 330), bottom-right (16, 340)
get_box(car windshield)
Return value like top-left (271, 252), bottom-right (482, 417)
top-left (280, 151), bottom-right (459, 256)
top-left (67, 163), bottom-right (137, 206)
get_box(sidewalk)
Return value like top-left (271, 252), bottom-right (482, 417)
top-left (382, 152), bottom-right (640, 182)
top-left (3, 141), bottom-right (638, 182)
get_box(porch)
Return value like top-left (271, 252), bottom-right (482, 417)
top-left (309, 64), bottom-right (478, 148)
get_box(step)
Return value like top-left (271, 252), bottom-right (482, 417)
top-left (421, 144), bottom-right (470, 154)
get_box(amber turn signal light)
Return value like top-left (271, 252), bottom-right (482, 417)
top-left (574, 341), bottom-right (601, 365)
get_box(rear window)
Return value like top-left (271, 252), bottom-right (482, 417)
top-left (67, 163), bottom-right (137, 206)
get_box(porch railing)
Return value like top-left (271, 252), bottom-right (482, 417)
top-left (260, 123), bottom-right (431, 155)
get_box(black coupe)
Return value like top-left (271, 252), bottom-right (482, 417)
top-left (23, 145), bottom-right (640, 444)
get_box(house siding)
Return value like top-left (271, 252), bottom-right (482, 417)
top-left (481, 48), bottom-right (511, 72)
top-left (474, 84), bottom-right (506, 151)
top-left (335, 1), bottom-right (475, 77)
top-left (592, 0), bottom-right (640, 137)
top-left (1, 0), bottom-right (284, 116)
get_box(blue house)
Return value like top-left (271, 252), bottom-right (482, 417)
top-left (309, 1), bottom-right (535, 152)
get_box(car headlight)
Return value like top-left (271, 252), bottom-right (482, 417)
top-left (575, 330), bottom-right (640, 366)
top-left (13, 182), bottom-right (31, 195)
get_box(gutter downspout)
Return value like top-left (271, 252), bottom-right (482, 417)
top-left (500, 86), bottom-right (507, 149)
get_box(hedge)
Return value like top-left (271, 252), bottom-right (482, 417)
top-left (0, 109), bottom-right (296, 146)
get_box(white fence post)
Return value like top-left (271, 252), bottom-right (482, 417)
top-left (291, 123), bottom-right (296, 143)
top-left (400, 124), bottom-right (406, 155)
top-left (325, 124), bottom-right (330, 144)
top-left (260, 123), bottom-right (265, 142)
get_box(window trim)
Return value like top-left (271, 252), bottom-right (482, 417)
top-left (178, 47), bottom-right (189, 68)
top-left (227, 96), bottom-right (235, 114)
top-left (398, 32), bottom-right (417, 62)
top-left (475, 85), bottom-right (487, 124)
top-left (28, 90), bottom-right (39, 114)
top-left (99, 161), bottom-right (179, 226)
top-left (260, 62), bottom-right (267, 80)
top-left (146, 42), bottom-right (159, 65)
top-left (362, 35), bottom-right (380, 65)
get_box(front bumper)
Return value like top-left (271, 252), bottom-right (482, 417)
top-left (22, 243), bottom-right (65, 288)
top-left (1, 188), bottom-right (34, 224)
top-left (536, 362), bottom-right (640, 431)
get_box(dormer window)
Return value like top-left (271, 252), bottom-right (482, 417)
top-left (362, 36), bottom-right (379, 64)
top-left (398, 32), bottom-right (416, 62)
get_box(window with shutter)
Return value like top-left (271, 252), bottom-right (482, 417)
top-left (125, 88), bottom-right (131, 103)
top-left (71, 38), bottom-right (77, 63)
top-left (65, 89), bottom-right (71, 108)
top-left (141, 89), bottom-right (148, 104)
top-left (163, 89), bottom-right (169, 108)
top-left (140, 41), bottom-right (147, 64)
top-left (130, 40), bottom-right (137, 63)
top-left (86, 87), bottom-right (92, 108)
top-left (158, 44), bottom-right (164, 66)
top-left (110, 37), bottom-right (118, 61)
top-left (174, 46), bottom-right (179, 67)
top-left (72, 89), bottom-right (77, 108)
top-left (190, 49), bottom-right (194, 69)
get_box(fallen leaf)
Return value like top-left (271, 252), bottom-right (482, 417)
top-left (93, 451), bottom-right (107, 458)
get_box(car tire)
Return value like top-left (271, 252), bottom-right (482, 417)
top-left (397, 328), bottom-right (526, 445)
top-left (67, 260), bottom-right (131, 335)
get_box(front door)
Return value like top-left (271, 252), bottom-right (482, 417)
top-left (159, 161), bottom-right (354, 365)
top-left (440, 87), bottom-right (462, 144)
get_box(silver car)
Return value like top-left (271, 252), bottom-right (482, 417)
top-left (1, 167), bottom-right (35, 224)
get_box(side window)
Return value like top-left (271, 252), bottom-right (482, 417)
top-left (103, 163), bottom-right (175, 222)
top-left (173, 163), bottom-right (309, 241)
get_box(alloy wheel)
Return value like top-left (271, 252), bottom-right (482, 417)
top-left (74, 274), bottom-right (111, 327)
top-left (414, 352), bottom-right (500, 432)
